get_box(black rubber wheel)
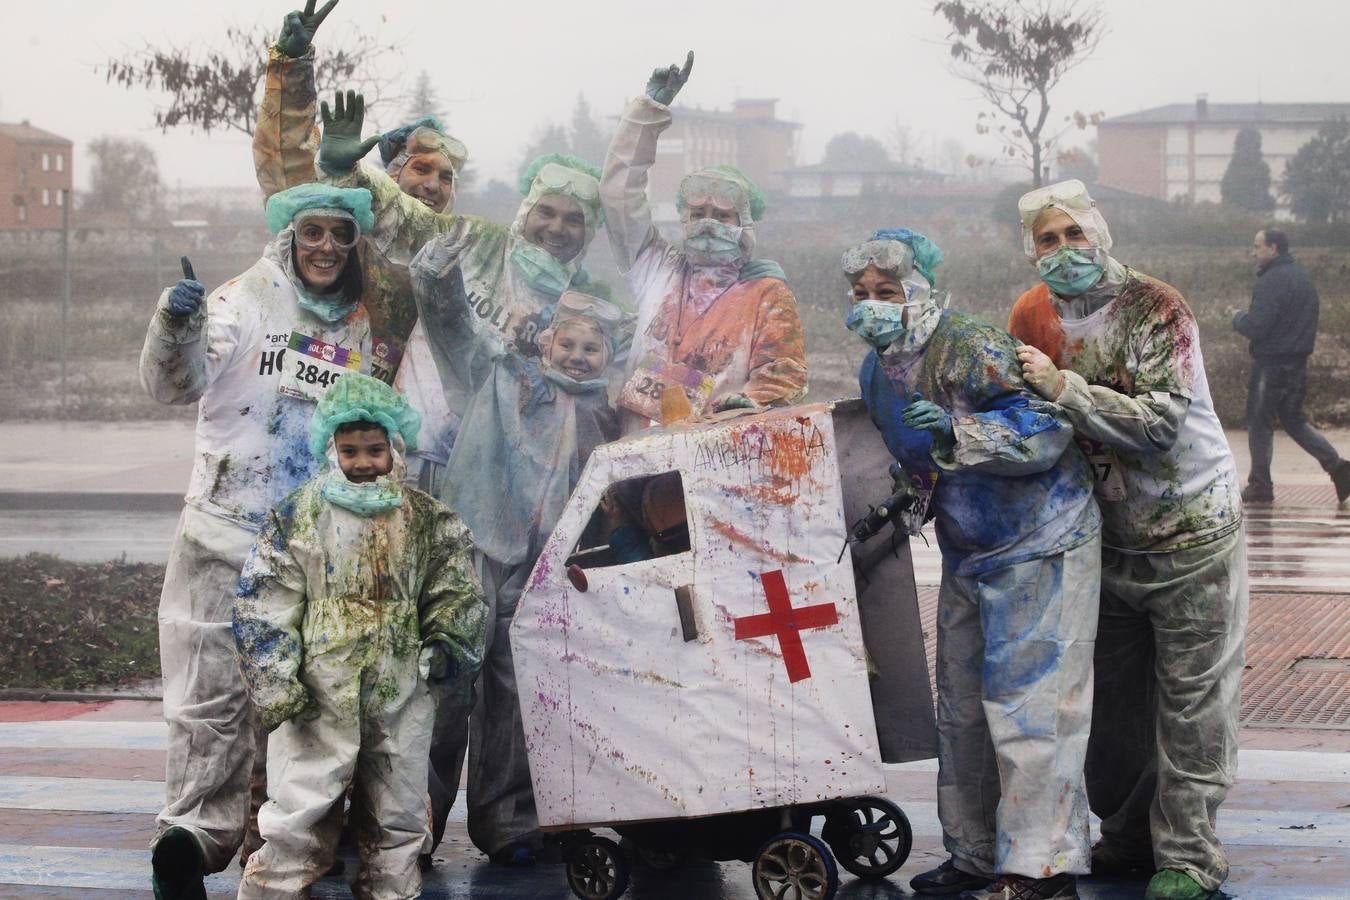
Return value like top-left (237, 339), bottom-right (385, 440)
top-left (751, 831), bottom-right (839, 900)
top-left (566, 835), bottom-right (630, 900)
top-left (820, 795), bottom-right (912, 878)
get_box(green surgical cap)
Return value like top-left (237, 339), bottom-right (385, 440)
top-left (266, 184), bottom-right (375, 236)
top-left (676, 164), bottom-right (766, 222)
top-left (309, 372), bottom-right (421, 458)
top-left (869, 228), bottom-right (944, 286)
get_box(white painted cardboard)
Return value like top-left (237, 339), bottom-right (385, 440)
top-left (512, 403), bottom-right (889, 829)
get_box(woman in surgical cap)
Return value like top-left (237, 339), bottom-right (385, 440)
top-left (844, 228), bottom-right (1103, 900)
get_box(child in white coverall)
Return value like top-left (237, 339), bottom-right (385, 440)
top-left (233, 373), bottom-right (487, 900)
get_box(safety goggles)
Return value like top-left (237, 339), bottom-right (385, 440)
top-left (554, 291), bottom-right (623, 330)
top-left (534, 163), bottom-right (601, 204)
top-left (841, 240), bottom-right (916, 281)
top-left (678, 174), bottom-right (747, 215)
top-left (406, 127), bottom-right (469, 172)
top-left (293, 213), bottom-right (359, 251)
top-left (1016, 179), bottom-right (1096, 227)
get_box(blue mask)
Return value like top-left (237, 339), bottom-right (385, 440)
top-left (511, 241), bottom-right (572, 298)
top-left (684, 219), bottom-right (744, 266)
top-left (846, 299), bottom-right (915, 349)
top-left (321, 470), bottom-right (403, 516)
top-left (1037, 246), bottom-right (1104, 297)
top-left (296, 290), bottom-right (358, 324)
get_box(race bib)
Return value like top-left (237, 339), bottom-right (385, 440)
top-left (899, 469), bottom-right (939, 536)
top-left (278, 333), bottom-right (362, 403)
top-left (617, 353), bottom-right (715, 421)
top-left (369, 336), bottom-right (403, 385)
top-left (1077, 438), bottom-right (1126, 502)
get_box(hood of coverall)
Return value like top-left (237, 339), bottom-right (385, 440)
top-left (508, 154), bottom-right (605, 299)
top-left (1017, 179), bottom-right (1128, 313)
top-left (380, 117), bottom-right (469, 214)
top-left (677, 164), bottom-right (764, 269)
top-left (263, 184), bottom-right (375, 322)
top-left (842, 228), bottom-right (947, 355)
top-left (310, 373), bottom-right (421, 515)
top-left (535, 290), bottom-right (624, 394)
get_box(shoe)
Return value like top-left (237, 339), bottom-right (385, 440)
top-left (910, 858), bottom-right (993, 895)
top-left (1332, 461), bottom-right (1350, 505)
top-left (1144, 868), bottom-right (1214, 900)
top-left (1241, 483), bottom-right (1274, 504)
top-left (488, 843), bottom-right (536, 867)
top-left (1089, 840), bottom-right (1153, 878)
top-left (151, 826), bottom-right (207, 900)
top-left (959, 873), bottom-right (1078, 899)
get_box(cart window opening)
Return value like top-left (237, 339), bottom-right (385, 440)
top-left (567, 471), bottom-right (691, 570)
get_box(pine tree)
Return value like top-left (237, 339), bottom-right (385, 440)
top-left (405, 70), bottom-right (444, 123)
top-left (1220, 128), bottom-right (1274, 211)
top-left (1282, 119), bottom-right (1350, 224)
top-left (569, 94), bottom-right (608, 168)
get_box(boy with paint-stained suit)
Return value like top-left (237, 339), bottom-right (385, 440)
top-left (233, 373), bottom-right (486, 899)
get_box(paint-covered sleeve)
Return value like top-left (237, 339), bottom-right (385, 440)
top-left (252, 44), bottom-right (320, 201)
top-left (419, 504), bottom-right (488, 689)
top-left (331, 161), bottom-right (475, 262)
top-left (138, 283), bottom-right (241, 405)
top-left (1053, 371), bottom-right (1189, 453)
top-left (600, 96), bottom-right (673, 275)
top-left (233, 508), bottom-right (312, 732)
top-left (744, 281), bottom-right (809, 406)
top-left (409, 236), bottom-right (501, 392)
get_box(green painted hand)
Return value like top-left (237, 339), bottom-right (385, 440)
top-left (645, 51), bottom-right (694, 106)
top-left (902, 394), bottom-right (955, 450)
top-left (318, 89), bottom-right (381, 176)
top-left (277, 0), bottom-right (339, 58)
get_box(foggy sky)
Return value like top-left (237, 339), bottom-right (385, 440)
top-left (4, 0), bottom-right (1348, 192)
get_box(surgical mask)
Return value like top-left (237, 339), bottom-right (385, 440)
top-left (684, 219), bottom-right (744, 266)
top-left (542, 366), bottom-right (608, 395)
top-left (1037, 246), bottom-right (1105, 297)
top-left (320, 470), bottom-right (403, 516)
top-left (296, 290), bottom-right (358, 324)
top-left (510, 240), bottom-right (572, 298)
top-left (846, 299), bottom-right (923, 349)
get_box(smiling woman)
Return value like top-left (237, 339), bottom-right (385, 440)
top-left (293, 214), bottom-right (359, 291)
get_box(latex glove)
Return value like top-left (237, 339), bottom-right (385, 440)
top-left (901, 395), bottom-right (955, 449)
top-left (1015, 344), bottom-right (1066, 401)
top-left (645, 51), bottom-right (694, 106)
top-left (318, 89), bottom-right (382, 176)
top-left (417, 219), bottom-right (476, 279)
top-left (419, 640), bottom-right (454, 682)
top-left (167, 256), bottom-right (204, 317)
top-left (713, 393), bottom-right (757, 413)
top-left (276, 0), bottom-right (338, 58)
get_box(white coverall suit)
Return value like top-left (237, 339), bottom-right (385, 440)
top-left (234, 476), bottom-right (486, 899)
top-left (140, 243), bottom-right (372, 873)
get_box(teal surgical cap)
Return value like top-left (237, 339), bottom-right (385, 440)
top-left (309, 372), bottom-right (421, 458)
top-left (265, 183), bottom-right (375, 236)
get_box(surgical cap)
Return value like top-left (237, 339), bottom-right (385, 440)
top-left (1017, 179), bottom-right (1113, 259)
top-left (379, 117), bottom-right (469, 173)
top-left (842, 228), bottom-right (945, 286)
top-left (514, 153), bottom-right (605, 247)
top-left (308, 372), bottom-right (422, 458)
top-left (538, 290), bottom-right (624, 358)
top-left (265, 183), bottom-right (374, 236)
top-left (676, 165), bottom-right (766, 225)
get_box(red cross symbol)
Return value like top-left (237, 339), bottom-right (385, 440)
top-left (733, 570), bottom-right (839, 683)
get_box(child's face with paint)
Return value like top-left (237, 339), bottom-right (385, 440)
top-left (335, 426), bottom-right (393, 483)
top-left (546, 320), bottom-right (608, 381)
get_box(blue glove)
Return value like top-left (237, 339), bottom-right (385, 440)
top-left (167, 257), bottom-right (203, 317)
top-left (901, 394), bottom-right (955, 449)
top-left (645, 52), bottom-right (694, 106)
top-left (713, 393), bottom-right (757, 412)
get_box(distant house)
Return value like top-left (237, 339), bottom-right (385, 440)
top-left (642, 99), bottom-right (801, 221)
top-left (1097, 97), bottom-right (1350, 204)
top-left (781, 160), bottom-right (946, 200)
top-left (0, 121), bottom-right (73, 229)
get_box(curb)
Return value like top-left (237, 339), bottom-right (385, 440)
top-left (0, 688), bottom-right (163, 702)
top-left (0, 492), bottom-right (183, 513)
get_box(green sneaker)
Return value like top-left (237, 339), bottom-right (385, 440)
top-left (151, 826), bottom-right (207, 900)
top-left (1144, 868), bottom-right (1213, 900)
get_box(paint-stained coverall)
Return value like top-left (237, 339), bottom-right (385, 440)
top-left (233, 473), bottom-right (486, 899)
top-left (601, 95), bottom-right (808, 435)
top-left (140, 231), bottom-right (373, 874)
top-left (1009, 271), bottom-right (1246, 892)
top-left (861, 308), bottom-right (1102, 879)
top-left (410, 233), bottom-right (619, 856)
top-left (253, 43), bottom-right (415, 385)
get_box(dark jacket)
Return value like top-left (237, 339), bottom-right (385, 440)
top-left (1233, 254), bottom-right (1319, 359)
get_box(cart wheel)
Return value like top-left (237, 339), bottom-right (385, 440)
top-left (821, 795), bottom-right (912, 879)
top-left (566, 835), bottom-right (630, 900)
top-left (751, 831), bottom-right (838, 900)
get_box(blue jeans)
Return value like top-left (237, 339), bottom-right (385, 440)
top-left (1245, 357), bottom-right (1343, 488)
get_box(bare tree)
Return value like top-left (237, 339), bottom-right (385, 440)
top-left (934, 0), bottom-right (1104, 186)
top-left (83, 137), bottom-right (164, 224)
top-left (101, 22), bottom-right (403, 136)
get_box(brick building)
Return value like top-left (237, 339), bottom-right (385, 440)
top-left (1097, 97), bottom-right (1350, 204)
top-left (0, 121), bottom-right (73, 229)
top-left (644, 98), bottom-right (801, 221)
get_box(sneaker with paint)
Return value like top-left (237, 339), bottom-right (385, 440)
top-left (151, 825), bottom-right (207, 900)
top-left (958, 872), bottom-right (1078, 899)
top-left (910, 857), bottom-right (993, 895)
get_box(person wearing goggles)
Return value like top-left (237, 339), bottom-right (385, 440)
top-left (601, 51), bottom-right (807, 434)
top-left (1008, 182), bottom-right (1245, 900)
top-left (143, 182), bottom-right (378, 899)
top-left (844, 228), bottom-right (1102, 900)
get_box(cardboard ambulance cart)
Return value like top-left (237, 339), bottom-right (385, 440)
top-left (511, 400), bottom-right (936, 900)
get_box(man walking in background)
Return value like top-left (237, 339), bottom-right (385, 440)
top-left (1231, 226), bottom-right (1350, 505)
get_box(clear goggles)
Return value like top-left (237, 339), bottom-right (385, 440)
top-left (841, 240), bottom-right (915, 281)
top-left (405, 127), bottom-right (468, 172)
top-left (293, 211), bottom-right (359, 251)
top-left (1016, 179), bottom-right (1097, 228)
top-left (534, 163), bottom-right (601, 204)
top-left (553, 290), bottom-right (622, 334)
top-left (679, 174), bottom-right (747, 217)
